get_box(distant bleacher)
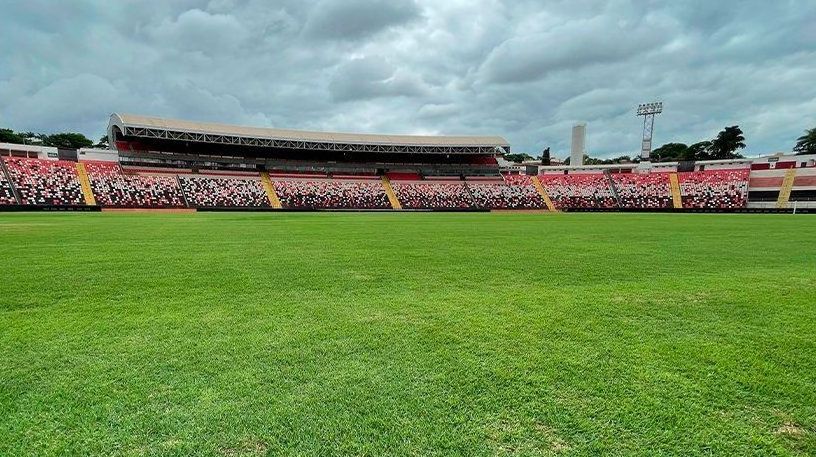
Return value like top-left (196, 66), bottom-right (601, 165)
top-left (612, 173), bottom-right (673, 209)
top-left (179, 176), bottom-right (269, 208)
top-left (3, 157), bottom-right (85, 206)
top-left (392, 182), bottom-right (474, 209)
top-left (85, 161), bottom-right (186, 208)
top-left (274, 179), bottom-right (391, 209)
top-left (538, 173), bottom-right (617, 209)
top-left (679, 169), bottom-right (749, 209)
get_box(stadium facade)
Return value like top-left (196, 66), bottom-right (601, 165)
top-left (0, 113), bottom-right (814, 212)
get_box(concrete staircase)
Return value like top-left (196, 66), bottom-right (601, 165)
top-left (531, 176), bottom-right (557, 211)
top-left (776, 168), bottom-right (797, 209)
top-left (260, 172), bottom-right (282, 209)
top-left (669, 173), bottom-right (682, 209)
top-left (381, 176), bottom-right (402, 210)
top-left (75, 162), bottom-right (97, 206)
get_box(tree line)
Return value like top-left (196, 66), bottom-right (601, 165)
top-left (509, 125), bottom-right (816, 164)
top-left (0, 128), bottom-right (107, 149)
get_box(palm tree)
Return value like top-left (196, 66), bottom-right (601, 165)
top-left (794, 128), bottom-right (816, 155)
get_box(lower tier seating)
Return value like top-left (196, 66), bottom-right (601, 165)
top-left (0, 172), bottom-right (16, 204)
top-left (538, 174), bottom-right (617, 209)
top-left (612, 173), bottom-right (672, 209)
top-left (274, 180), bottom-right (390, 209)
top-left (679, 169), bottom-right (749, 209)
top-left (3, 157), bottom-right (85, 205)
top-left (179, 177), bottom-right (269, 207)
top-left (85, 162), bottom-right (185, 208)
top-left (468, 183), bottom-right (545, 209)
top-left (392, 182), bottom-right (474, 209)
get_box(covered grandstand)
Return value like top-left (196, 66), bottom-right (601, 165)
top-left (0, 114), bottom-right (814, 212)
top-left (107, 114), bottom-right (509, 177)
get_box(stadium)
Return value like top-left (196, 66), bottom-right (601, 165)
top-left (2, 112), bottom-right (815, 455)
top-left (0, 113), bottom-right (814, 212)
top-left (3, 1), bottom-right (816, 454)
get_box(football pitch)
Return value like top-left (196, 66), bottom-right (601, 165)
top-left (1, 212), bottom-right (814, 456)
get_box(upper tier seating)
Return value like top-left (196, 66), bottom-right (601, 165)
top-left (392, 182), bottom-right (474, 209)
top-left (468, 178), bottom-right (545, 209)
top-left (3, 157), bottom-right (85, 206)
top-left (538, 174), bottom-right (617, 209)
top-left (611, 173), bottom-right (672, 209)
top-left (179, 176), bottom-right (269, 207)
top-left (85, 161), bottom-right (185, 208)
top-left (679, 169), bottom-right (749, 209)
top-left (274, 180), bottom-right (391, 209)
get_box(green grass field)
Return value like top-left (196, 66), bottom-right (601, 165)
top-left (1, 212), bottom-right (814, 456)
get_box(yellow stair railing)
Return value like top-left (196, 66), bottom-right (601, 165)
top-left (260, 172), bottom-right (282, 209)
top-left (381, 176), bottom-right (402, 210)
top-left (776, 168), bottom-right (797, 209)
top-left (531, 176), bottom-right (557, 211)
top-left (75, 162), bottom-right (97, 206)
top-left (669, 173), bottom-right (682, 209)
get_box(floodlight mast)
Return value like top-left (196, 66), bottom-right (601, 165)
top-left (636, 102), bottom-right (663, 161)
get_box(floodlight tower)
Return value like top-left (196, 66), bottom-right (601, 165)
top-left (636, 101), bottom-right (663, 161)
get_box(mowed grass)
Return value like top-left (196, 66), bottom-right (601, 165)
top-left (0, 212), bottom-right (814, 456)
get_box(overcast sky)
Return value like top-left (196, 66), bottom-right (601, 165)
top-left (1, 0), bottom-right (815, 158)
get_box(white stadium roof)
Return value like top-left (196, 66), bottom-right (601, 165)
top-left (109, 113), bottom-right (509, 154)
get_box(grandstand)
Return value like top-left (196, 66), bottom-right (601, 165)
top-left (0, 114), bottom-right (814, 212)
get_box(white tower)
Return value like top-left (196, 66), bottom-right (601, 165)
top-left (571, 123), bottom-right (586, 166)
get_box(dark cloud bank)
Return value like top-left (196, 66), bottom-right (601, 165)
top-left (1, 0), bottom-right (815, 158)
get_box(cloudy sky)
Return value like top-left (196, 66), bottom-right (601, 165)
top-left (1, 0), bottom-right (815, 158)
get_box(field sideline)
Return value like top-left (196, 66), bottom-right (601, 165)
top-left (1, 212), bottom-right (814, 456)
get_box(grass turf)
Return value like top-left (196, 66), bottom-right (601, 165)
top-left (0, 212), bottom-right (814, 456)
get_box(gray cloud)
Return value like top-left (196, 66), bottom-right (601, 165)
top-left (1, 0), bottom-right (815, 159)
top-left (302, 0), bottom-right (421, 41)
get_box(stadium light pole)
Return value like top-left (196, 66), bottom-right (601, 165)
top-left (636, 101), bottom-right (663, 161)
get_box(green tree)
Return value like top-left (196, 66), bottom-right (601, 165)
top-left (504, 153), bottom-right (534, 163)
top-left (688, 141), bottom-right (713, 160)
top-left (0, 128), bottom-right (26, 144)
top-left (793, 127), bottom-right (816, 155)
top-left (42, 133), bottom-right (94, 149)
top-left (652, 143), bottom-right (688, 161)
top-left (709, 126), bottom-right (746, 159)
top-left (95, 135), bottom-right (109, 149)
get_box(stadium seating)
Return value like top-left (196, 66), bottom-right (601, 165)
top-left (0, 171), bottom-right (16, 204)
top-left (611, 173), bottom-right (673, 209)
top-left (538, 174), bottom-right (617, 209)
top-left (468, 177), bottom-right (545, 209)
top-left (678, 169), bottom-right (749, 209)
top-left (274, 179), bottom-right (391, 209)
top-left (85, 161), bottom-right (186, 208)
top-left (392, 182), bottom-right (474, 209)
top-left (179, 176), bottom-right (269, 207)
top-left (3, 157), bottom-right (85, 206)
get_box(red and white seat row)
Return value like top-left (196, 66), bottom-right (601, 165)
top-left (468, 181), bottom-right (545, 209)
top-left (179, 176), bottom-right (269, 208)
top-left (273, 179), bottom-right (390, 209)
top-left (538, 174), bottom-right (617, 209)
top-left (0, 170), bottom-right (16, 204)
top-left (2, 157), bottom-right (85, 206)
top-left (85, 161), bottom-right (186, 208)
top-left (679, 169), bottom-right (749, 209)
top-left (391, 182), bottom-right (473, 209)
top-left (611, 173), bottom-right (673, 209)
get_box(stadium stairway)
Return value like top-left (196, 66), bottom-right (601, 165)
top-left (75, 163), bottom-right (96, 206)
top-left (776, 168), bottom-right (797, 208)
top-left (260, 172), bottom-right (283, 209)
top-left (381, 176), bottom-right (402, 210)
top-left (669, 173), bottom-right (682, 209)
top-left (604, 170), bottom-right (622, 208)
top-left (530, 176), bottom-right (557, 211)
